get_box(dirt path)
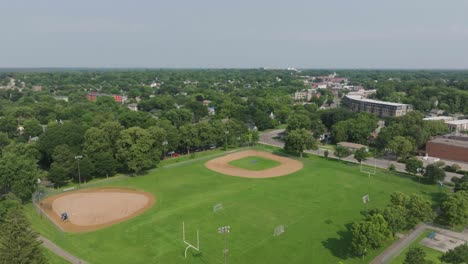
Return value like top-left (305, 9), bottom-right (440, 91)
top-left (205, 150), bottom-right (303, 178)
top-left (39, 235), bottom-right (88, 264)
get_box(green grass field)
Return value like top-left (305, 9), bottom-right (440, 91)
top-left (26, 146), bottom-right (443, 264)
top-left (390, 230), bottom-right (443, 263)
top-left (228, 156), bottom-right (281, 171)
top-left (41, 246), bottom-right (70, 264)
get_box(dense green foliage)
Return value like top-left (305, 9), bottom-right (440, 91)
top-left (403, 247), bottom-right (427, 264)
top-left (440, 243), bottom-right (468, 264)
top-left (0, 195), bottom-right (46, 264)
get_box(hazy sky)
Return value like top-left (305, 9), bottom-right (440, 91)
top-left (1, 0), bottom-right (468, 68)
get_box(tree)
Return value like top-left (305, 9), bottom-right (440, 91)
top-left (91, 151), bottom-right (118, 178)
top-left (284, 129), bottom-right (317, 158)
top-left (389, 192), bottom-right (434, 228)
top-left (116, 127), bottom-right (158, 173)
top-left (334, 145), bottom-right (351, 160)
top-left (440, 243), bottom-right (468, 264)
top-left (38, 121), bottom-right (85, 166)
top-left (405, 157), bottom-right (424, 182)
top-left (406, 194), bottom-right (435, 227)
top-left (350, 214), bottom-right (392, 257)
top-left (440, 191), bottom-right (468, 228)
top-left (0, 152), bottom-right (40, 202)
top-left (387, 136), bottom-right (414, 160)
top-left (22, 118), bottom-right (42, 139)
top-left (0, 206), bottom-right (47, 264)
top-left (0, 132), bottom-right (9, 154)
top-left (382, 206), bottom-right (408, 235)
top-left (74, 156), bottom-right (95, 183)
top-left (48, 163), bottom-right (71, 187)
top-left (354, 147), bottom-right (369, 164)
top-left (324, 149), bottom-right (329, 158)
top-left (454, 182), bottom-right (468, 193)
top-left (179, 124), bottom-right (200, 154)
top-left (404, 247), bottom-right (426, 264)
top-left (286, 113), bottom-right (311, 131)
top-left (424, 164), bottom-right (446, 184)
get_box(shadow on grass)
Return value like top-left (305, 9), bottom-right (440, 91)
top-left (321, 223), bottom-right (354, 260)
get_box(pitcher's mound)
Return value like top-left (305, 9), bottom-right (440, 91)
top-left (205, 150), bottom-right (303, 178)
top-left (39, 188), bottom-right (155, 233)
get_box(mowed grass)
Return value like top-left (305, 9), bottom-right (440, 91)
top-left (25, 146), bottom-right (443, 264)
top-left (41, 246), bottom-right (70, 264)
top-left (390, 230), bottom-right (443, 264)
top-left (228, 156), bottom-right (281, 171)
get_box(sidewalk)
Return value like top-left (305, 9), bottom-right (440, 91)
top-left (39, 236), bottom-right (88, 264)
top-left (370, 223), bottom-right (468, 264)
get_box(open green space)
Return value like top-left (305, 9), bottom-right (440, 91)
top-left (41, 246), bottom-right (70, 264)
top-left (391, 230), bottom-right (443, 264)
top-left (26, 146), bottom-right (442, 264)
top-left (228, 156), bottom-right (281, 171)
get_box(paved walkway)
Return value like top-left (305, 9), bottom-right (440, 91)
top-left (370, 224), bottom-right (468, 264)
top-left (260, 129), bottom-right (462, 182)
top-left (370, 224), bottom-right (426, 264)
top-left (39, 236), bottom-right (88, 264)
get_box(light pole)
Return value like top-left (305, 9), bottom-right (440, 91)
top-left (417, 167), bottom-right (423, 183)
top-left (218, 225), bottom-right (230, 264)
top-left (224, 131), bottom-right (229, 150)
top-left (75, 155), bottom-right (83, 186)
top-left (162, 140), bottom-right (168, 160)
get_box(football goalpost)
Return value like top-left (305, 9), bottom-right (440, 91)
top-left (360, 158), bottom-right (376, 178)
top-left (182, 222), bottom-right (200, 258)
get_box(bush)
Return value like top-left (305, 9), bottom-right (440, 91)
top-left (324, 150), bottom-right (329, 158)
top-left (388, 163), bottom-right (396, 171)
top-left (433, 160), bottom-right (446, 168)
top-left (444, 165), bottom-right (459, 173)
top-left (443, 165), bottom-right (456, 172)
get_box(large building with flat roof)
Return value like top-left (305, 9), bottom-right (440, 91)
top-left (342, 94), bottom-right (413, 117)
top-left (426, 134), bottom-right (468, 163)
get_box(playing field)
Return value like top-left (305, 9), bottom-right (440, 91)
top-left (26, 146), bottom-right (442, 264)
top-left (228, 156), bottom-right (281, 171)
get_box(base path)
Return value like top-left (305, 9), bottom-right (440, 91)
top-left (205, 150), bottom-right (303, 178)
top-left (39, 188), bottom-right (155, 232)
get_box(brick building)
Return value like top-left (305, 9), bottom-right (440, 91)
top-left (86, 92), bottom-right (125, 103)
top-left (426, 134), bottom-right (468, 163)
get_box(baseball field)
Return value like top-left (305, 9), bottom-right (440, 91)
top-left (25, 146), bottom-right (442, 264)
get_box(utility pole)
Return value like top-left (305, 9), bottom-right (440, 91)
top-left (75, 155), bottom-right (82, 186)
top-left (162, 140), bottom-right (168, 160)
top-left (224, 131), bottom-right (229, 150)
top-left (218, 225), bottom-right (230, 264)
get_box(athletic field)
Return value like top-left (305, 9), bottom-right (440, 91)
top-left (25, 146), bottom-right (442, 264)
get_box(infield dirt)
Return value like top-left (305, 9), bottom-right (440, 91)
top-left (205, 150), bottom-right (303, 178)
top-left (39, 188), bottom-right (155, 233)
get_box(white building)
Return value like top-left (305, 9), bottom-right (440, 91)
top-left (447, 119), bottom-right (468, 133)
top-left (423, 116), bottom-right (455, 122)
top-left (127, 103), bottom-right (138, 111)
